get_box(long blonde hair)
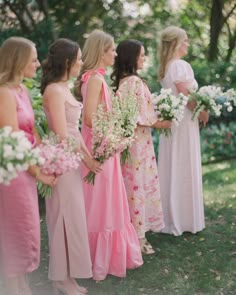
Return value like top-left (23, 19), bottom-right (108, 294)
top-left (158, 26), bottom-right (187, 81)
top-left (74, 29), bottom-right (114, 100)
top-left (0, 37), bottom-right (35, 86)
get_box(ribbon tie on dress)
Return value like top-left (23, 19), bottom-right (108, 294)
top-left (81, 68), bottom-right (106, 83)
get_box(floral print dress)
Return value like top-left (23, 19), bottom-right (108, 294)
top-left (117, 75), bottom-right (164, 239)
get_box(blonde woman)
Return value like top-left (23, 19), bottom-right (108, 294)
top-left (157, 26), bottom-right (209, 236)
top-left (0, 37), bottom-right (56, 295)
top-left (74, 30), bottom-right (143, 281)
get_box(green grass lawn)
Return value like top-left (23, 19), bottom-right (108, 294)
top-left (1, 159), bottom-right (235, 295)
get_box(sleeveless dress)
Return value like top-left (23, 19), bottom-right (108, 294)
top-left (158, 59), bottom-right (205, 236)
top-left (117, 76), bottom-right (164, 239)
top-left (0, 85), bottom-right (40, 278)
top-left (44, 98), bottom-right (92, 281)
top-left (81, 69), bottom-right (143, 281)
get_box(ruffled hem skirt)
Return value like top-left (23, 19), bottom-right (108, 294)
top-left (88, 223), bottom-right (143, 280)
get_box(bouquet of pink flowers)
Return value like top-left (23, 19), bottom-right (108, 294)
top-left (84, 94), bottom-right (137, 185)
top-left (38, 133), bottom-right (82, 197)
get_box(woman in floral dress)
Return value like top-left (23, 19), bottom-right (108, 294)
top-left (111, 39), bottom-right (171, 254)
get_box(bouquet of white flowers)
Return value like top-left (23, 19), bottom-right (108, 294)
top-left (112, 91), bottom-right (138, 165)
top-left (0, 126), bottom-right (44, 185)
top-left (190, 86), bottom-right (236, 121)
top-left (84, 92), bottom-right (138, 184)
top-left (189, 85), bottom-right (223, 120)
top-left (152, 88), bottom-right (188, 136)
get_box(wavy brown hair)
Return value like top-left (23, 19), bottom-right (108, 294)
top-left (111, 39), bottom-right (143, 91)
top-left (41, 38), bottom-right (79, 94)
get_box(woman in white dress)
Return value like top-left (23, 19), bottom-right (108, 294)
top-left (157, 26), bottom-right (209, 236)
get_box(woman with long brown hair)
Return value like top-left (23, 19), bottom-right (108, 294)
top-left (111, 39), bottom-right (171, 254)
top-left (41, 38), bottom-right (101, 295)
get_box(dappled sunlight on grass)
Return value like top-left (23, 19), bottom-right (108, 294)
top-left (203, 160), bottom-right (236, 210)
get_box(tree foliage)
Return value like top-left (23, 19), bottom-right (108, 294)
top-left (0, 0), bottom-right (235, 62)
top-left (0, 0), bottom-right (235, 93)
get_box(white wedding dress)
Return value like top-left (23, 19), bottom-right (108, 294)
top-left (158, 59), bottom-right (205, 236)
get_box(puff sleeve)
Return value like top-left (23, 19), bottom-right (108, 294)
top-left (117, 76), bottom-right (157, 127)
top-left (169, 60), bottom-right (195, 83)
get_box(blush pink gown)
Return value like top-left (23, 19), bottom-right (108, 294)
top-left (0, 85), bottom-right (40, 278)
top-left (80, 69), bottom-right (143, 281)
top-left (44, 99), bottom-right (92, 280)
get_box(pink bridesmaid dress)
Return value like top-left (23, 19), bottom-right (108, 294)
top-left (0, 85), bottom-right (40, 278)
top-left (80, 68), bottom-right (143, 281)
top-left (44, 98), bottom-right (92, 280)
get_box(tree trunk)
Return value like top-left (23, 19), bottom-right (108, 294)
top-left (208, 0), bottom-right (224, 61)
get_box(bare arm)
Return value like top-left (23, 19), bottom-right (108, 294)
top-left (33, 126), bottom-right (41, 145)
top-left (43, 85), bottom-right (68, 139)
top-left (0, 87), bottom-right (56, 185)
top-left (152, 120), bottom-right (172, 129)
top-left (44, 84), bottom-right (101, 173)
top-left (83, 75), bottom-right (102, 128)
top-left (175, 81), bottom-right (209, 127)
top-left (0, 87), bottom-right (19, 130)
top-left (176, 81), bottom-right (196, 111)
top-left (82, 75), bottom-right (104, 172)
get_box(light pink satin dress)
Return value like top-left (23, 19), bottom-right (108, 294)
top-left (0, 85), bottom-right (40, 278)
top-left (80, 68), bottom-right (143, 281)
top-left (45, 98), bottom-right (92, 280)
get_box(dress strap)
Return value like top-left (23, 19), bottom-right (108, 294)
top-left (81, 68), bottom-right (106, 83)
